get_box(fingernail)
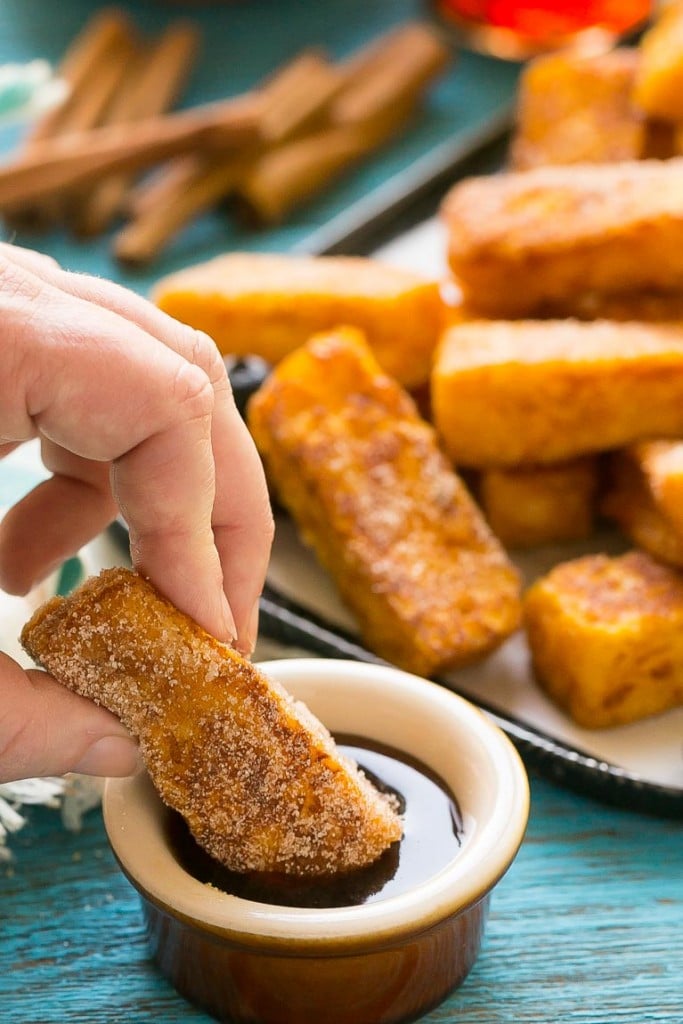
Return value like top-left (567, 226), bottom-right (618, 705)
top-left (236, 599), bottom-right (260, 657)
top-left (220, 593), bottom-right (238, 644)
top-left (73, 736), bottom-right (141, 778)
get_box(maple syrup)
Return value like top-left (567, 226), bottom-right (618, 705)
top-left (167, 737), bottom-right (463, 909)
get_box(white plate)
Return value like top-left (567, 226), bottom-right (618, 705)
top-left (263, 218), bottom-right (683, 813)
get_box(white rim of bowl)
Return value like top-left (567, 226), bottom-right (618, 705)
top-left (104, 658), bottom-right (530, 948)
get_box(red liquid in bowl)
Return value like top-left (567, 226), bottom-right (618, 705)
top-left (433, 0), bottom-right (652, 56)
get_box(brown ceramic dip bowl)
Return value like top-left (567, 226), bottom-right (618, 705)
top-left (103, 658), bottom-right (529, 1024)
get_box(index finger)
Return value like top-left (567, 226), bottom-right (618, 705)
top-left (2, 250), bottom-right (274, 649)
top-left (1, 268), bottom-right (240, 641)
top-left (110, 360), bottom-right (239, 643)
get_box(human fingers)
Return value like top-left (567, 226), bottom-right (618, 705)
top-left (27, 263), bottom-right (273, 648)
top-left (111, 346), bottom-right (272, 653)
top-left (0, 266), bottom-right (234, 641)
top-left (0, 241), bottom-right (59, 276)
top-left (1, 250), bottom-right (273, 648)
top-left (0, 443), bottom-right (116, 595)
top-left (0, 655), bottom-right (138, 782)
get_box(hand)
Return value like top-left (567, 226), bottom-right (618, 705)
top-left (0, 242), bottom-right (273, 782)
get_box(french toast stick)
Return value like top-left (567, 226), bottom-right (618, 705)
top-left (432, 318), bottom-right (683, 467)
top-left (479, 458), bottom-right (599, 549)
top-left (247, 326), bottom-right (521, 676)
top-left (539, 289), bottom-right (683, 323)
top-left (511, 48), bottom-right (647, 171)
top-left (633, 1), bottom-right (683, 121)
top-left (624, 440), bottom-right (683, 538)
top-left (524, 551), bottom-right (683, 727)
top-left (601, 448), bottom-right (683, 568)
top-left (153, 251), bottom-right (443, 390)
top-left (21, 568), bottom-right (402, 876)
top-left (442, 157), bottom-right (683, 317)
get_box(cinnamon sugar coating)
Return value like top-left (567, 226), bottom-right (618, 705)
top-left (21, 568), bottom-right (402, 875)
top-left (248, 327), bottom-right (521, 676)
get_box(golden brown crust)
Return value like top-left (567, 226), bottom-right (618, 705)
top-left (247, 326), bottom-right (521, 677)
top-left (21, 568), bottom-right (402, 875)
top-left (432, 318), bottom-right (683, 467)
top-left (633, 2), bottom-right (683, 121)
top-left (152, 251), bottom-right (444, 390)
top-left (442, 158), bottom-right (683, 317)
top-left (601, 448), bottom-right (683, 568)
top-left (511, 48), bottom-right (646, 171)
top-left (628, 440), bottom-right (683, 538)
top-left (479, 459), bottom-right (599, 549)
top-left (536, 289), bottom-right (683, 323)
top-left (524, 551), bottom-right (683, 727)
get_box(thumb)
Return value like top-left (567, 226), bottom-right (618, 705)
top-left (0, 654), bottom-right (139, 782)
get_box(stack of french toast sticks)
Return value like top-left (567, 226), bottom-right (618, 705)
top-left (152, 4), bottom-right (683, 732)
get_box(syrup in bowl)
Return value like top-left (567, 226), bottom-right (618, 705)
top-left (165, 736), bottom-right (464, 909)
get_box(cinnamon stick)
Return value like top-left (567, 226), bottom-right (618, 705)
top-left (114, 156), bottom-right (251, 265)
top-left (0, 95), bottom-right (262, 209)
top-left (6, 10), bottom-right (138, 228)
top-left (125, 155), bottom-right (202, 221)
top-left (259, 49), bottom-right (344, 143)
top-left (332, 22), bottom-right (451, 128)
top-left (237, 22), bottom-right (450, 225)
top-left (115, 51), bottom-right (343, 264)
top-left (27, 8), bottom-right (135, 143)
top-left (116, 20), bottom-right (200, 121)
top-left (237, 101), bottom-right (417, 225)
top-left (2, 16), bottom-right (451, 264)
top-left (59, 33), bottom-right (138, 139)
top-left (74, 20), bottom-right (201, 237)
top-left (126, 48), bottom-right (339, 220)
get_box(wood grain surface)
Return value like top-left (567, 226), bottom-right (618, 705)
top-left (0, 3), bottom-right (680, 1022)
top-left (1, 771), bottom-right (681, 1023)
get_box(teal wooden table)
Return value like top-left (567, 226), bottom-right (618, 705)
top-left (0, 1), bottom-right (681, 1022)
top-left (2, 766), bottom-right (682, 1023)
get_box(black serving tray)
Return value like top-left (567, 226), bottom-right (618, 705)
top-left (257, 583), bottom-right (683, 819)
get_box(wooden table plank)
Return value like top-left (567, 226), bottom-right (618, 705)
top-left (1, 772), bottom-right (681, 1023)
top-left (0, 3), bottom-right (680, 1022)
